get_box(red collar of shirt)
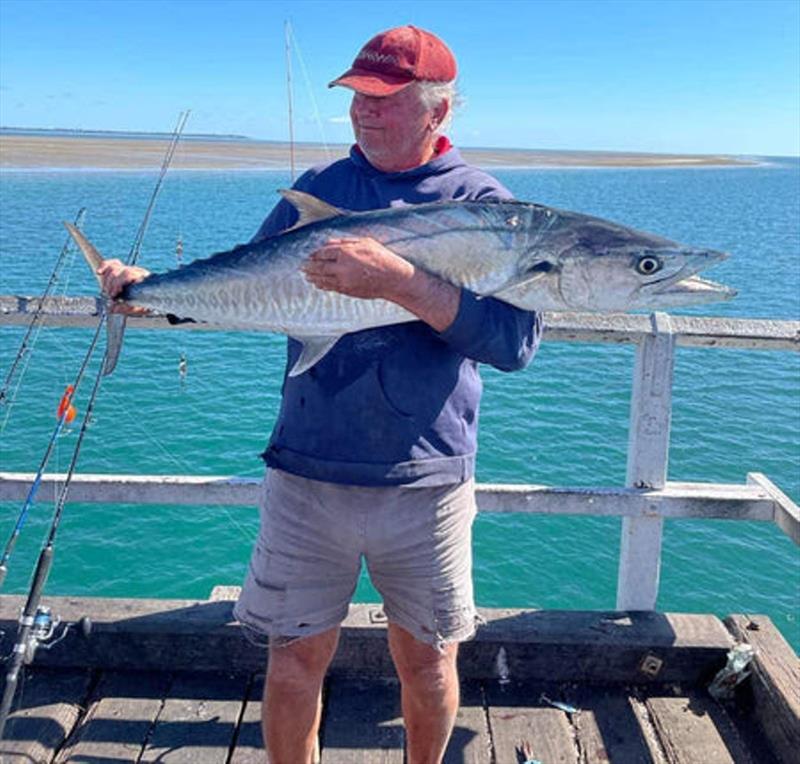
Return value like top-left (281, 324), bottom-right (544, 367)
top-left (433, 135), bottom-right (452, 155)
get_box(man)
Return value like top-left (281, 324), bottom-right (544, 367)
top-left (99, 26), bottom-right (540, 763)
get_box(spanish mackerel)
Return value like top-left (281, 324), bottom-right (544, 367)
top-left (67, 190), bottom-right (734, 377)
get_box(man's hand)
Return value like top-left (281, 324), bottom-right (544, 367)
top-left (302, 237), bottom-right (414, 301)
top-left (302, 237), bottom-right (460, 332)
top-left (96, 259), bottom-right (151, 315)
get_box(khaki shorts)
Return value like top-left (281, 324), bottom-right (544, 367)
top-left (234, 468), bottom-right (478, 650)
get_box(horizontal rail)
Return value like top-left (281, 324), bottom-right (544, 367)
top-left (0, 471), bottom-right (792, 526)
top-left (1, 295), bottom-right (798, 351)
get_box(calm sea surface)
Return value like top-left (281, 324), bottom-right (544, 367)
top-left (1, 158), bottom-right (798, 648)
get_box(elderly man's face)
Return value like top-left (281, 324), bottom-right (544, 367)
top-left (349, 87), bottom-right (442, 173)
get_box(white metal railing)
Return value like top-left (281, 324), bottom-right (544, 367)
top-left (1, 296), bottom-right (798, 610)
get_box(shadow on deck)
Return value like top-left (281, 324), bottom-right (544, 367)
top-left (0, 593), bottom-right (796, 763)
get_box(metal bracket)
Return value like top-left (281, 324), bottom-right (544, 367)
top-left (638, 653), bottom-right (664, 678)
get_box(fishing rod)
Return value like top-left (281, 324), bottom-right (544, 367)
top-left (0, 114), bottom-right (189, 582)
top-left (285, 20), bottom-right (296, 183)
top-left (128, 109), bottom-right (190, 267)
top-left (0, 339), bottom-right (105, 740)
top-left (0, 318), bottom-right (104, 588)
top-left (100, 110), bottom-right (190, 375)
top-left (0, 113), bottom-right (190, 739)
top-left (0, 207), bottom-right (87, 410)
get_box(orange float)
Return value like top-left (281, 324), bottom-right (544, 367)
top-left (56, 385), bottom-right (77, 424)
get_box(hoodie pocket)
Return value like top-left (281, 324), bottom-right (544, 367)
top-left (376, 358), bottom-right (417, 419)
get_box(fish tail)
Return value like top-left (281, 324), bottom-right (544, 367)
top-left (64, 222), bottom-right (104, 289)
top-left (63, 222), bottom-right (127, 375)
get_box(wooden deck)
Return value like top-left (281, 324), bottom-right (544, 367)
top-left (0, 596), bottom-right (796, 763)
top-left (0, 668), bottom-right (782, 763)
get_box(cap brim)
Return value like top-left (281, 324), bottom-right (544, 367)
top-left (328, 69), bottom-right (414, 96)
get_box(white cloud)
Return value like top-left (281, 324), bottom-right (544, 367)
top-left (327, 115), bottom-right (350, 124)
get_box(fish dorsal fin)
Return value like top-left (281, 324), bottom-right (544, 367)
top-left (280, 189), bottom-right (343, 230)
top-left (288, 335), bottom-right (341, 377)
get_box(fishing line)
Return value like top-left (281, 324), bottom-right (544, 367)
top-left (99, 379), bottom-right (255, 544)
top-left (175, 135), bottom-right (188, 389)
top-left (0, 317), bottom-right (104, 587)
top-left (0, 115), bottom-right (193, 736)
top-left (0, 208), bottom-right (88, 431)
top-left (286, 22), bottom-right (331, 162)
top-left (0, 335), bottom-right (106, 739)
top-left (1, 112), bottom-right (190, 586)
top-left (128, 110), bottom-right (190, 267)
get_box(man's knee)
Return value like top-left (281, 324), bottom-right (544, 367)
top-left (266, 627), bottom-right (340, 691)
top-left (388, 624), bottom-right (458, 695)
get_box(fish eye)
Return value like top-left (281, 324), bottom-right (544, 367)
top-left (636, 255), bottom-right (662, 276)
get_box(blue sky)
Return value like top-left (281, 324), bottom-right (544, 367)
top-left (1, 0), bottom-right (798, 156)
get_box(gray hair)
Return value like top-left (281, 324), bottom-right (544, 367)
top-left (414, 80), bottom-right (459, 132)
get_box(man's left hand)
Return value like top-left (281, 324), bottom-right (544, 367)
top-left (302, 237), bottom-right (414, 301)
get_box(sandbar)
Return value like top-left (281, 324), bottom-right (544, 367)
top-left (0, 134), bottom-right (755, 171)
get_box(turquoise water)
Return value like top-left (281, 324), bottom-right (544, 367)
top-left (1, 159), bottom-right (798, 649)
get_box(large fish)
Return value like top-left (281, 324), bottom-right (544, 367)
top-left (67, 190), bottom-right (734, 377)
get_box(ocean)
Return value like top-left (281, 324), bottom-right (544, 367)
top-left (1, 158), bottom-right (798, 650)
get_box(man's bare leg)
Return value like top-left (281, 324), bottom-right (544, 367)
top-left (263, 626), bottom-right (340, 764)
top-left (388, 622), bottom-right (460, 763)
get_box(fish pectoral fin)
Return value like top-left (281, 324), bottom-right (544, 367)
top-left (480, 262), bottom-right (554, 300)
top-left (288, 335), bottom-right (341, 377)
top-left (280, 190), bottom-right (344, 230)
top-left (102, 313), bottom-right (127, 375)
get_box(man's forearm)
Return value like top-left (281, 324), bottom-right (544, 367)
top-left (385, 267), bottom-right (461, 333)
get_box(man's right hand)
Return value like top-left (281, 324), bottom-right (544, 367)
top-left (96, 259), bottom-right (151, 315)
top-left (96, 259), bottom-right (150, 297)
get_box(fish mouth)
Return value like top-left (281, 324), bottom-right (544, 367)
top-left (645, 249), bottom-right (735, 305)
top-left (658, 274), bottom-right (737, 303)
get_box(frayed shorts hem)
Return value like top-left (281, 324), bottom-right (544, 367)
top-left (385, 609), bottom-right (485, 653)
top-left (233, 604), bottom-right (347, 649)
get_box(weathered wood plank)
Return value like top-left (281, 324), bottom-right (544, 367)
top-left (139, 672), bottom-right (248, 764)
top-left (485, 681), bottom-right (579, 764)
top-left (617, 313), bottom-right (674, 611)
top-left (645, 688), bottom-right (752, 764)
top-left (748, 472), bottom-right (800, 545)
top-left (0, 472), bottom-right (264, 508)
top-left (3, 297), bottom-right (798, 351)
top-left (0, 472), bottom-right (779, 524)
top-left (54, 671), bottom-right (171, 763)
top-left (228, 676), bottom-right (264, 764)
top-left (725, 614), bottom-right (800, 764)
top-left (464, 611), bottom-right (733, 684)
top-left (571, 685), bottom-right (662, 763)
top-left (443, 680), bottom-right (491, 763)
top-left (627, 693), bottom-right (669, 763)
top-left (0, 597), bottom-right (735, 683)
top-left (320, 676), bottom-right (404, 763)
top-left (0, 668), bottom-right (92, 763)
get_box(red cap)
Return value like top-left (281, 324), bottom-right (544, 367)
top-left (329, 26), bottom-right (457, 96)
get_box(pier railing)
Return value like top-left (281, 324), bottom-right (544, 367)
top-left (1, 296), bottom-right (798, 610)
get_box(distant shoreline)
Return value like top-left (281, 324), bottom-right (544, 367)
top-left (0, 133), bottom-right (757, 170)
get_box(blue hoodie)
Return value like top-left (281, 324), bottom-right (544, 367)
top-left (254, 144), bottom-right (542, 486)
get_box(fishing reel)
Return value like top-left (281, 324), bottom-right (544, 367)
top-left (17, 607), bottom-right (91, 664)
top-left (22, 607), bottom-right (64, 663)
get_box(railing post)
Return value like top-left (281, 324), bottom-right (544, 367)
top-left (616, 312), bottom-right (675, 611)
